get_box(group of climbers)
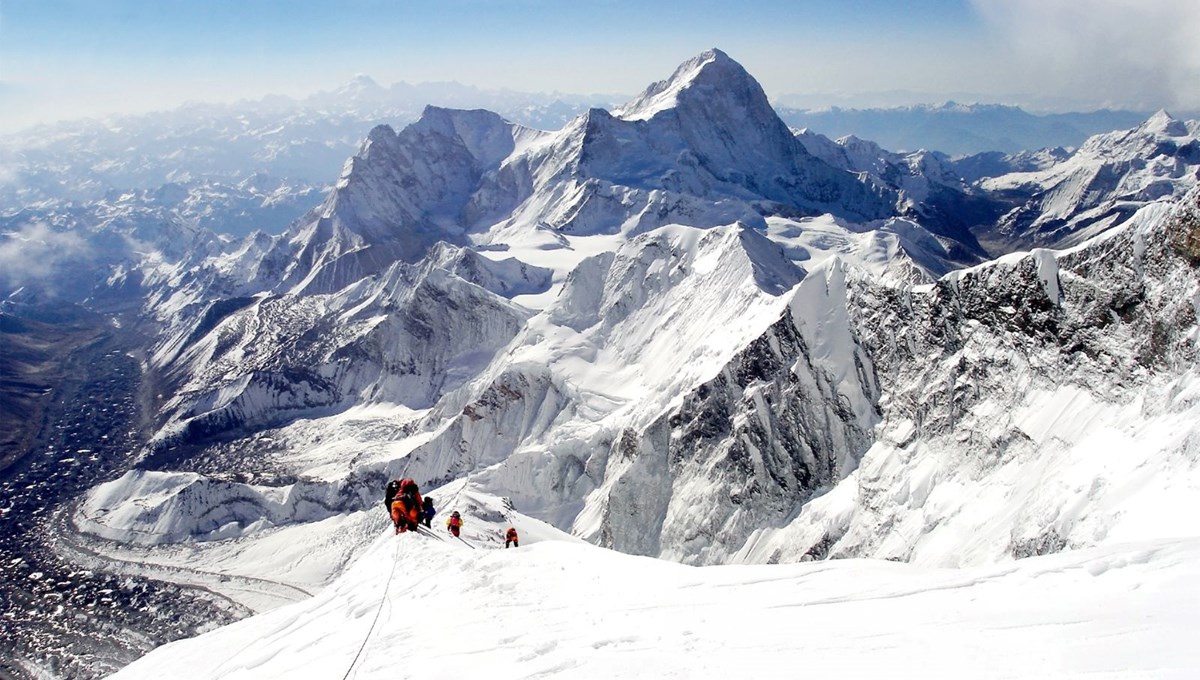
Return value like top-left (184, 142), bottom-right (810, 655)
top-left (384, 478), bottom-right (424, 534)
top-left (383, 477), bottom-right (519, 547)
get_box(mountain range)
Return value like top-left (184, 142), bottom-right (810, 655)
top-left (2, 48), bottom-right (1199, 679)
top-left (778, 102), bottom-right (1164, 156)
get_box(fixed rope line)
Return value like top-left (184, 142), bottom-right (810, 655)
top-left (443, 449), bottom-right (488, 512)
top-left (341, 539), bottom-right (401, 680)
top-left (346, 453), bottom-right (443, 680)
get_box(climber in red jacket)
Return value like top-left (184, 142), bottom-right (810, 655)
top-left (390, 478), bottom-right (423, 534)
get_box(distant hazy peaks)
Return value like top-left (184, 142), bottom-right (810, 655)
top-left (328, 74), bottom-right (388, 101)
top-left (614, 48), bottom-right (768, 122)
top-left (348, 73), bottom-right (382, 89)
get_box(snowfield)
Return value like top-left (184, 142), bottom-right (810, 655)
top-left (110, 524), bottom-right (1200, 680)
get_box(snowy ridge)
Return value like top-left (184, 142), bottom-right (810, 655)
top-left (983, 110), bottom-right (1200, 247)
top-left (110, 529), bottom-right (1200, 679)
top-left (144, 247), bottom-right (534, 452)
top-left (794, 128), bottom-right (1007, 258)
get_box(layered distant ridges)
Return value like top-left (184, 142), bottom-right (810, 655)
top-left (984, 110), bottom-right (1200, 247)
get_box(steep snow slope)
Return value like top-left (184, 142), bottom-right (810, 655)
top-left (110, 530), bottom-right (1200, 680)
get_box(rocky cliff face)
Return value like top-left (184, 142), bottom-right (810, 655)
top-left (733, 190), bottom-right (1200, 566)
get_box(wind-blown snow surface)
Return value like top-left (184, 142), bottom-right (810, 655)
top-left (111, 528), bottom-right (1200, 680)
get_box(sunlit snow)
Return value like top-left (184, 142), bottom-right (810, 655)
top-left (110, 520), bottom-right (1200, 679)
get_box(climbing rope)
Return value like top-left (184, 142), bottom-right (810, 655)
top-left (444, 473), bottom-right (470, 512)
top-left (341, 451), bottom-right (428, 680)
top-left (340, 538), bottom-right (401, 680)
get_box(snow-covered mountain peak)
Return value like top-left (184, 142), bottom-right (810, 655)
top-left (1141, 109), bottom-right (1189, 137)
top-left (979, 110), bottom-right (1200, 247)
top-left (1078, 110), bottom-right (1197, 158)
top-left (413, 105), bottom-right (527, 168)
top-left (361, 122), bottom-right (397, 148)
top-left (324, 73), bottom-right (388, 104)
top-left (268, 107), bottom-right (530, 291)
top-left (614, 48), bottom-right (770, 124)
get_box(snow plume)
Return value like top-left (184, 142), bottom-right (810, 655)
top-left (0, 221), bottom-right (91, 293)
top-left (972, 0), bottom-right (1200, 110)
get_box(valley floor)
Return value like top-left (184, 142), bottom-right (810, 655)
top-left (110, 524), bottom-right (1200, 679)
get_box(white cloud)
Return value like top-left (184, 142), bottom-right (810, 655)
top-left (0, 222), bottom-right (91, 290)
top-left (971, 0), bottom-right (1200, 110)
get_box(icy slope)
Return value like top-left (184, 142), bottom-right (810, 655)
top-left (110, 531), bottom-right (1200, 680)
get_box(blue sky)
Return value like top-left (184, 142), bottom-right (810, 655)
top-left (1, 0), bottom-right (1197, 131)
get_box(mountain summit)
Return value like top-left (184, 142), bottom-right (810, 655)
top-left (604, 48), bottom-right (896, 221)
top-left (615, 48), bottom-right (773, 123)
top-left (243, 49), bottom-right (902, 294)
